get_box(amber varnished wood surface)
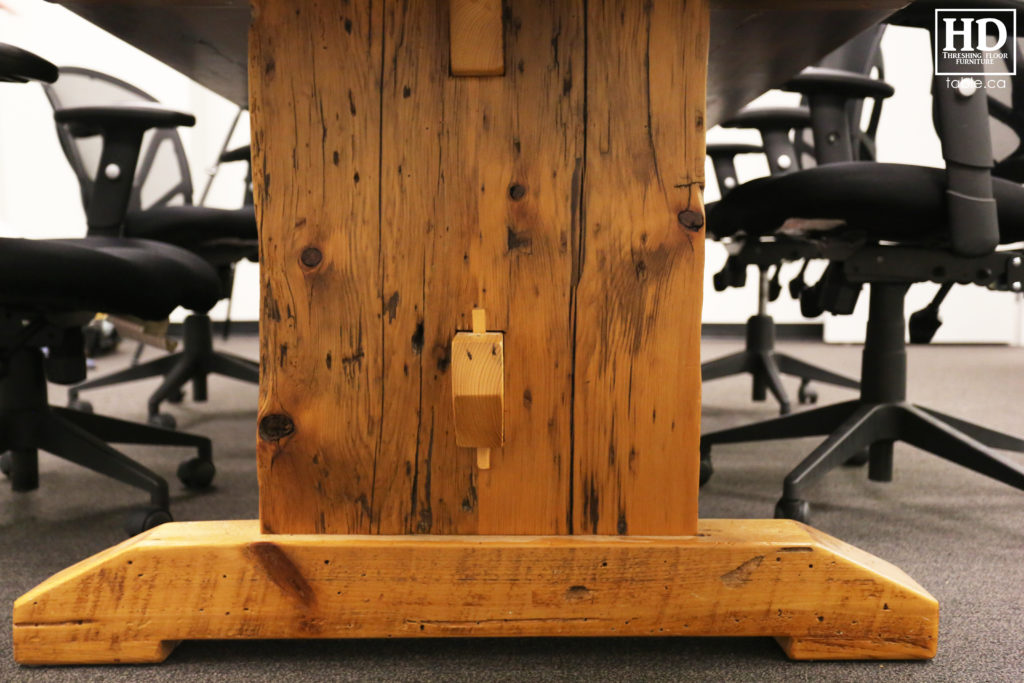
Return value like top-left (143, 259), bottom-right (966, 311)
top-left (13, 519), bottom-right (939, 665)
top-left (252, 0), bottom-right (583, 535)
top-left (572, 0), bottom-right (706, 535)
top-left (251, 0), bottom-right (706, 536)
top-left (449, 0), bottom-right (505, 76)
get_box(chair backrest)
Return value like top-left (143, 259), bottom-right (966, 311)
top-left (42, 67), bottom-right (194, 213)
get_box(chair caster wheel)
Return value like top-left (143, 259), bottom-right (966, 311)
top-left (167, 388), bottom-right (186, 404)
top-left (699, 445), bottom-right (713, 487)
top-left (148, 413), bottom-right (177, 430)
top-left (124, 506), bottom-right (172, 536)
top-left (844, 450), bottom-right (869, 467)
top-left (177, 458), bottom-right (215, 490)
top-left (797, 379), bottom-right (817, 405)
top-left (774, 497), bottom-right (811, 524)
top-left (0, 452), bottom-right (10, 477)
top-left (68, 399), bottom-right (94, 413)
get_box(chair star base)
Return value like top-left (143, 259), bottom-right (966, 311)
top-left (68, 313), bottom-right (258, 427)
top-left (701, 283), bottom-right (1024, 522)
top-left (703, 313), bottom-right (860, 416)
top-left (0, 346), bottom-right (212, 533)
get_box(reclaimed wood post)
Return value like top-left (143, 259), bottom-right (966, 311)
top-left (251, 0), bottom-right (705, 535)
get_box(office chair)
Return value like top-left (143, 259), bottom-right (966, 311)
top-left (699, 2), bottom-right (1024, 522)
top-left (701, 27), bottom-right (887, 415)
top-left (906, 22), bottom-right (1024, 343)
top-left (0, 44), bottom-right (225, 533)
top-left (705, 116), bottom-right (860, 416)
top-left (41, 68), bottom-right (259, 429)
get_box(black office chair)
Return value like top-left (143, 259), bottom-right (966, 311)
top-left (701, 26), bottom-right (888, 415)
top-left (700, 2), bottom-right (1024, 523)
top-left (0, 44), bottom-right (225, 533)
top-left (41, 68), bottom-right (259, 428)
top-left (705, 114), bottom-right (860, 415)
top-left (908, 20), bottom-right (1024, 342)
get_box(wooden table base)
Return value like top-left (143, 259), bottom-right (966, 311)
top-left (13, 519), bottom-right (937, 664)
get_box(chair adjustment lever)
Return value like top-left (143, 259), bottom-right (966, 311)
top-left (788, 258), bottom-right (810, 299)
top-left (799, 262), bottom-right (862, 317)
top-left (908, 283), bottom-right (953, 345)
top-left (712, 255), bottom-right (747, 291)
top-left (767, 265), bottom-right (782, 302)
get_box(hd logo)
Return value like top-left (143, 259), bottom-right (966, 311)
top-left (935, 8), bottom-right (1017, 76)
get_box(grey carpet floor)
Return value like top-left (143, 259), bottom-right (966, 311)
top-left (2, 336), bottom-right (1022, 681)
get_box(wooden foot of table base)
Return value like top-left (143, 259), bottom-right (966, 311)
top-left (13, 519), bottom-right (937, 665)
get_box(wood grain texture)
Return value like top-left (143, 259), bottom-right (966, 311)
top-left (251, 0), bottom-right (383, 534)
top-left (13, 519), bottom-right (939, 664)
top-left (251, 0), bottom-right (581, 535)
top-left (572, 0), bottom-right (708, 535)
top-left (470, 0), bottom-right (582, 533)
top-left (253, 0), bottom-right (706, 535)
top-left (376, 0), bottom-right (442, 535)
top-left (449, 0), bottom-right (504, 76)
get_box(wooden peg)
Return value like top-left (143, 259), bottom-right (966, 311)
top-left (452, 308), bottom-right (504, 469)
top-left (449, 0), bottom-right (504, 77)
top-left (471, 308), bottom-right (487, 334)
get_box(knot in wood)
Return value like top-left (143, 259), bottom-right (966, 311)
top-left (508, 184), bottom-right (527, 201)
top-left (259, 414), bottom-right (295, 441)
top-left (677, 210), bottom-right (704, 231)
top-left (300, 247), bottom-right (323, 268)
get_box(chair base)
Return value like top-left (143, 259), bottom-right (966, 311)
top-left (13, 519), bottom-right (938, 664)
top-left (69, 313), bottom-right (258, 426)
top-left (702, 314), bottom-right (860, 414)
top-left (701, 284), bottom-right (1024, 522)
top-left (1, 349), bottom-right (213, 533)
top-left (702, 397), bottom-right (1024, 522)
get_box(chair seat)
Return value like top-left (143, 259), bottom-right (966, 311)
top-left (124, 205), bottom-right (257, 261)
top-left (0, 237), bottom-right (222, 319)
top-left (709, 162), bottom-right (1024, 245)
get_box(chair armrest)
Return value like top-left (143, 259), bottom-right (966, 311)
top-left (219, 145), bottom-right (251, 164)
top-left (887, 2), bottom-right (1001, 255)
top-left (54, 103), bottom-right (195, 134)
top-left (706, 143), bottom-right (764, 196)
top-left (0, 43), bottom-right (57, 83)
top-left (53, 104), bottom-right (195, 236)
top-left (706, 143), bottom-right (763, 158)
top-left (721, 107), bottom-right (811, 132)
top-left (779, 68), bottom-right (892, 166)
top-left (719, 107), bottom-right (810, 176)
top-left (781, 68), bottom-right (894, 101)
top-left (934, 80), bottom-right (1000, 256)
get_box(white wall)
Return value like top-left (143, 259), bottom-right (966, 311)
top-left (0, 0), bottom-right (258, 323)
top-left (703, 24), bottom-right (1023, 344)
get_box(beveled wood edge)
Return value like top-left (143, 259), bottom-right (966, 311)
top-left (14, 519), bottom-right (937, 665)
